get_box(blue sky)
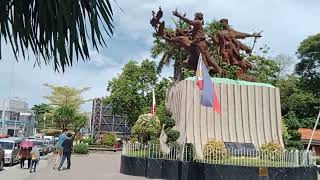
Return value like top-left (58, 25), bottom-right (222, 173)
top-left (1, 0), bottom-right (320, 111)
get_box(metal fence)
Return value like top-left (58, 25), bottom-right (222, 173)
top-left (122, 143), bottom-right (315, 167)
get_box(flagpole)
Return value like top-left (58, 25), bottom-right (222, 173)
top-left (307, 109), bottom-right (320, 151)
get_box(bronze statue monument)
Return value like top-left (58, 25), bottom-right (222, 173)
top-left (150, 8), bottom-right (261, 81)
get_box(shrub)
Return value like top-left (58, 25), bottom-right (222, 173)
top-left (286, 140), bottom-right (304, 150)
top-left (203, 139), bottom-right (227, 160)
top-left (163, 116), bottom-right (175, 129)
top-left (132, 114), bottom-right (161, 143)
top-left (81, 137), bottom-right (95, 145)
top-left (129, 136), bottom-right (138, 143)
top-left (102, 133), bottom-right (117, 146)
top-left (73, 143), bottom-right (89, 154)
top-left (183, 143), bottom-right (195, 161)
top-left (260, 142), bottom-right (284, 152)
top-left (166, 129), bottom-right (180, 143)
top-left (316, 157), bottom-right (320, 165)
top-left (260, 142), bottom-right (284, 161)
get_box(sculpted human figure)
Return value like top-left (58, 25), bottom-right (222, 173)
top-left (216, 18), bottom-right (261, 66)
top-left (149, 8), bottom-right (262, 81)
top-left (172, 10), bottom-right (222, 74)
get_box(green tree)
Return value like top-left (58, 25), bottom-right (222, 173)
top-left (44, 84), bottom-right (89, 110)
top-left (296, 33), bottom-right (320, 96)
top-left (44, 84), bottom-right (89, 129)
top-left (276, 76), bottom-right (319, 119)
top-left (106, 60), bottom-right (158, 124)
top-left (52, 106), bottom-right (76, 129)
top-left (72, 113), bottom-right (88, 134)
top-left (0, 0), bottom-right (114, 72)
top-left (247, 54), bottom-right (280, 84)
top-left (276, 75), bottom-right (319, 149)
top-left (31, 103), bottom-right (51, 129)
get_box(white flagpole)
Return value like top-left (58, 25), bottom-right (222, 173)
top-left (151, 89), bottom-right (156, 115)
top-left (307, 109), bottom-right (320, 151)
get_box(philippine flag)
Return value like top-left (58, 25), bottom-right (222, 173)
top-left (195, 55), bottom-right (221, 113)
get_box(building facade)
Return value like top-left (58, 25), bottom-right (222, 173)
top-left (299, 128), bottom-right (320, 156)
top-left (0, 99), bottom-right (35, 137)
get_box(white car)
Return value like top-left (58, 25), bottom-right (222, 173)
top-left (0, 138), bottom-right (22, 166)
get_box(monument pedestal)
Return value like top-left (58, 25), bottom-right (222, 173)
top-left (165, 78), bottom-right (283, 157)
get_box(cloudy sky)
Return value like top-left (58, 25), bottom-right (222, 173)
top-left (1, 0), bottom-right (320, 111)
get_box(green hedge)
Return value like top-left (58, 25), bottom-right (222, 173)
top-left (102, 133), bottom-right (116, 146)
top-left (73, 143), bottom-right (89, 154)
top-left (81, 137), bottom-right (95, 145)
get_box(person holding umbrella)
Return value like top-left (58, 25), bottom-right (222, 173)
top-left (19, 140), bottom-right (34, 169)
top-left (17, 147), bottom-right (28, 169)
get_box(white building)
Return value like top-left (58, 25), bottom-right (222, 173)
top-left (0, 99), bottom-right (35, 137)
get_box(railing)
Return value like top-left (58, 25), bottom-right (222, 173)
top-left (122, 143), bottom-right (316, 167)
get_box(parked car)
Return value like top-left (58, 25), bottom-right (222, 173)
top-left (0, 144), bottom-right (4, 171)
top-left (0, 138), bottom-right (22, 166)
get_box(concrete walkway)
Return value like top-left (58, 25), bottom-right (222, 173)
top-left (1, 152), bottom-right (145, 180)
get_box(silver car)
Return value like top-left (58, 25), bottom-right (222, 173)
top-left (0, 138), bottom-right (22, 166)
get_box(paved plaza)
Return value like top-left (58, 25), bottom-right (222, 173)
top-left (0, 152), bottom-right (146, 180)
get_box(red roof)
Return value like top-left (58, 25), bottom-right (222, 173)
top-left (298, 128), bottom-right (320, 140)
top-left (0, 134), bottom-right (8, 138)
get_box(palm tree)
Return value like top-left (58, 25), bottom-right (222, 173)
top-left (0, 0), bottom-right (114, 72)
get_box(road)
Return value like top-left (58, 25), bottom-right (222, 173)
top-left (0, 152), bottom-right (146, 180)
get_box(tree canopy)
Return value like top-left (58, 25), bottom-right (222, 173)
top-left (296, 33), bottom-right (320, 96)
top-left (106, 60), bottom-right (158, 124)
top-left (35, 84), bottom-right (90, 131)
top-left (31, 103), bottom-right (52, 129)
top-left (0, 0), bottom-right (114, 72)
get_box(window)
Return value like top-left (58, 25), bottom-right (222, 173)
top-left (0, 142), bottom-right (14, 150)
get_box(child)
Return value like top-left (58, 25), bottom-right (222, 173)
top-left (29, 147), bottom-right (40, 173)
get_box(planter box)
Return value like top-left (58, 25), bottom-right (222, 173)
top-left (120, 156), bottom-right (318, 180)
top-left (120, 156), bottom-right (146, 177)
top-left (161, 159), bottom-right (180, 180)
top-left (146, 158), bottom-right (163, 179)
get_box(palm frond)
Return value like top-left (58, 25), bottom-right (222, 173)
top-left (0, 0), bottom-right (114, 72)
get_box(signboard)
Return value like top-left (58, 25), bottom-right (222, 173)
top-left (224, 142), bottom-right (258, 156)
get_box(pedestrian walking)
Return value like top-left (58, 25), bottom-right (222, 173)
top-left (29, 146), bottom-right (40, 173)
top-left (17, 148), bottom-right (28, 169)
top-left (27, 147), bottom-right (32, 169)
top-left (58, 133), bottom-right (73, 171)
top-left (58, 129), bottom-right (68, 147)
top-left (56, 129), bottom-right (68, 163)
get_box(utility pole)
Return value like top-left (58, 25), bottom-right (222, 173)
top-left (1, 98), bottom-right (6, 134)
top-left (307, 108), bottom-right (320, 151)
